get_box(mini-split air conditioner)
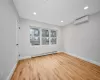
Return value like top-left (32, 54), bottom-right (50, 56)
top-left (74, 15), bottom-right (89, 25)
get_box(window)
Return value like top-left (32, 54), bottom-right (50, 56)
top-left (42, 29), bottom-right (49, 45)
top-left (30, 28), bottom-right (40, 45)
top-left (30, 27), bottom-right (57, 46)
top-left (50, 30), bottom-right (57, 44)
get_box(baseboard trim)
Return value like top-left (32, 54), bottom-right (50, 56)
top-left (6, 56), bottom-right (31, 80)
top-left (19, 51), bottom-right (58, 60)
top-left (18, 56), bottom-right (31, 60)
top-left (6, 62), bottom-right (18, 80)
top-left (64, 52), bottom-right (100, 66)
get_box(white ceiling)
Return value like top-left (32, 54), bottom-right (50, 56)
top-left (13, 0), bottom-right (100, 26)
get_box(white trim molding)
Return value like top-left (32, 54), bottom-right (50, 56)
top-left (18, 56), bottom-right (31, 60)
top-left (6, 62), bottom-right (18, 80)
top-left (64, 52), bottom-right (100, 66)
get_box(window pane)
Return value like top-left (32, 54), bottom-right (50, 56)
top-left (42, 37), bottom-right (49, 45)
top-left (34, 28), bottom-right (40, 36)
top-left (42, 29), bottom-right (49, 37)
top-left (30, 28), bottom-right (40, 45)
top-left (51, 30), bottom-right (56, 37)
top-left (50, 38), bottom-right (57, 44)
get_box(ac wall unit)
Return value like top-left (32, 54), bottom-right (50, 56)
top-left (74, 15), bottom-right (89, 25)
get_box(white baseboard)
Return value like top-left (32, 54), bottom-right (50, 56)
top-left (64, 52), bottom-right (100, 66)
top-left (6, 56), bottom-right (31, 80)
top-left (6, 62), bottom-right (18, 80)
top-left (18, 51), bottom-right (58, 60)
top-left (18, 56), bottom-right (31, 60)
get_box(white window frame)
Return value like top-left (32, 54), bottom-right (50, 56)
top-left (30, 26), bottom-right (57, 46)
top-left (30, 26), bottom-right (41, 46)
top-left (41, 29), bottom-right (50, 45)
top-left (50, 29), bottom-right (57, 45)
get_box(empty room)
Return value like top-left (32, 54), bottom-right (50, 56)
top-left (0, 0), bottom-right (100, 80)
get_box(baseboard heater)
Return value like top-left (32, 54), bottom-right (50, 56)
top-left (18, 51), bottom-right (58, 60)
top-left (31, 51), bottom-right (58, 58)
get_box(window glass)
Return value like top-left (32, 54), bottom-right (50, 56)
top-left (30, 27), bottom-right (57, 46)
top-left (42, 29), bottom-right (49, 45)
top-left (50, 30), bottom-right (57, 44)
top-left (30, 28), bottom-right (40, 45)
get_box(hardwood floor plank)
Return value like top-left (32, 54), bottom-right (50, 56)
top-left (11, 52), bottom-right (100, 80)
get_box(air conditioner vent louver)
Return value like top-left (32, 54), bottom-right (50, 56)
top-left (74, 15), bottom-right (89, 25)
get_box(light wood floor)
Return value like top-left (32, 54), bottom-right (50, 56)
top-left (11, 52), bottom-right (100, 80)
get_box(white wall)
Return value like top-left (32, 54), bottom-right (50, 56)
top-left (19, 18), bottom-right (63, 57)
top-left (0, 0), bottom-right (19, 79)
top-left (63, 12), bottom-right (100, 64)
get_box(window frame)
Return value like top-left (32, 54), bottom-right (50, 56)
top-left (30, 26), bottom-right (41, 46)
top-left (50, 29), bottom-right (57, 45)
top-left (41, 29), bottom-right (50, 45)
top-left (30, 26), bottom-right (57, 46)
